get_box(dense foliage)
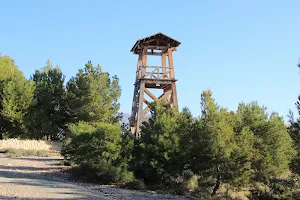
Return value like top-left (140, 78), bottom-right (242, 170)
top-left (0, 56), bottom-right (35, 138)
top-left (289, 95), bottom-right (300, 175)
top-left (1, 55), bottom-right (299, 198)
top-left (66, 61), bottom-right (121, 124)
top-left (132, 91), bottom-right (294, 196)
top-left (133, 102), bottom-right (182, 183)
top-left (26, 60), bottom-right (69, 140)
top-left (249, 174), bottom-right (300, 200)
top-left (62, 121), bottom-right (134, 183)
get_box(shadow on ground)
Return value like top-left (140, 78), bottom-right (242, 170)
top-left (0, 165), bottom-right (61, 171)
top-left (0, 195), bottom-right (101, 200)
top-left (14, 157), bottom-right (63, 162)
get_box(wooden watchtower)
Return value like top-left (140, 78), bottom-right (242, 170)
top-left (130, 32), bottom-right (181, 137)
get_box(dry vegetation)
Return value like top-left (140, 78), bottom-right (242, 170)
top-left (0, 148), bottom-right (54, 158)
top-left (0, 138), bottom-right (61, 151)
top-left (0, 139), bottom-right (61, 158)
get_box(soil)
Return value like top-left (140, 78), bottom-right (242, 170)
top-left (0, 154), bottom-right (188, 200)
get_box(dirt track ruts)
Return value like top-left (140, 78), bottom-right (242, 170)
top-left (0, 154), bottom-right (188, 200)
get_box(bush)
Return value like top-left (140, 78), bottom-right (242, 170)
top-left (182, 170), bottom-right (199, 192)
top-left (122, 179), bottom-right (146, 191)
top-left (167, 170), bottom-right (199, 195)
top-left (62, 121), bottom-right (134, 184)
top-left (120, 170), bottom-right (135, 183)
top-left (249, 174), bottom-right (300, 200)
top-left (70, 162), bottom-right (134, 183)
top-left (193, 175), bottom-right (218, 199)
top-left (134, 102), bottom-right (182, 183)
top-left (59, 160), bottom-right (73, 166)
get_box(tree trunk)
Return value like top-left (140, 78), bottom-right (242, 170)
top-left (211, 166), bottom-right (220, 196)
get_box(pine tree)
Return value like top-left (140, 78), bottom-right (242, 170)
top-left (135, 101), bottom-right (181, 183)
top-left (0, 55), bottom-right (35, 137)
top-left (237, 102), bottom-right (295, 181)
top-left (25, 60), bottom-right (69, 140)
top-left (66, 61), bottom-right (121, 124)
top-left (190, 90), bottom-right (253, 195)
top-left (288, 63), bottom-right (300, 175)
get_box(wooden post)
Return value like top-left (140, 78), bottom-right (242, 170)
top-left (162, 53), bottom-right (167, 78)
top-left (142, 48), bottom-right (148, 77)
top-left (137, 52), bottom-right (143, 79)
top-left (136, 81), bottom-right (145, 137)
top-left (131, 52), bottom-right (143, 127)
top-left (168, 48), bottom-right (175, 79)
top-left (171, 83), bottom-right (178, 108)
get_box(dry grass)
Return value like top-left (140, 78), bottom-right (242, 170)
top-left (0, 148), bottom-right (54, 158)
top-left (0, 139), bottom-right (61, 152)
top-left (214, 184), bottom-right (249, 200)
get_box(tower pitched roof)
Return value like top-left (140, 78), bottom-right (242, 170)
top-left (131, 32), bottom-right (181, 54)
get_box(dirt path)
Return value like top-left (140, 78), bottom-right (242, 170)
top-left (0, 155), bottom-right (187, 200)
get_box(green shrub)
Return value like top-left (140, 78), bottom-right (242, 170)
top-left (62, 121), bottom-right (134, 184)
top-left (62, 122), bottom-right (121, 164)
top-left (134, 102), bottom-right (182, 183)
top-left (167, 170), bottom-right (199, 195)
top-left (249, 174), bottom-right (300, 200)
top-left (70, 161), bottom-right (133, 183)
top-left (192, 175), bottom-right (217, 199)
top-left (185, 173), bottom-right (199, 192)
top-left (119, 170), bottom-right (135, 183)
top-left (122, 179), bottom-right (146, 191)
top-left (59, 160), bottom-right (73, 166)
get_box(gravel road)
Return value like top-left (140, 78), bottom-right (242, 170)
top-left (0, 154), bottom-right (188, 200)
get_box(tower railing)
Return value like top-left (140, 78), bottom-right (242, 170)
top-left (136, 66), bottom-right (173, 80)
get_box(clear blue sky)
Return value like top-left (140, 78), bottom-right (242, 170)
top-left (1, 0), bottom-right (299, 120)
